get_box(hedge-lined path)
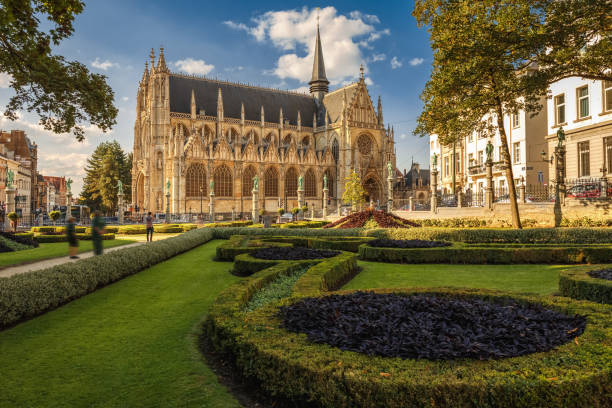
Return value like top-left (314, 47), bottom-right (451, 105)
top-left (344, 261), bottom-right (570, 295)
top-left (0, 241), bottom-right (143, 278)
top-left (0, 239), bottom-right (241, 408)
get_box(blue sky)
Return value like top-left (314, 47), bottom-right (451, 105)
top-left (0, 0), bottom-right (432, 193)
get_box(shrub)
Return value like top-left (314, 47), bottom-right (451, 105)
top-left (324, 209), bottom-right (417, 229)
top-left (0, 228), bottom-right (215, 329)
top-left (34, 233), bottom-right (115, 243)
top-left (0, 232), bottom-right (38, 249)
top-left (559, 266), bottom-right (612, 304)
top-left (358, 242), bottom-right (612, 264)
top-left (48, 211), bottom-right (61, 223)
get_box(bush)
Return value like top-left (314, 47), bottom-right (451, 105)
top-left (33, 233), bottom-right (116, 243)
top-left (280, 220), bottom-right (330, 229)
top-left (202, 220), bottom-right (252, 228)
top-left (205, 273), bottom-right (612, 408)
top-left (0, 228), bottom-right (215, 329)
top-left (215, 235), bottom-right (293, 261)
top-left (559, 266), bottom-right (612, 304)
top-left (0, 232), bottom-right (38, 249)
top-left (358, 242), bottom-right (612, 264)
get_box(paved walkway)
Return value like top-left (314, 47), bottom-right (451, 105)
top-left (0, 242), bottom-right (145, 278)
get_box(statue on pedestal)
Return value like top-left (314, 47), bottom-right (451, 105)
top-left (117, 180), bottom-right (124, 195)
top-left (485, 140), bottom-right (494, 162)
top-left (323, 174), bottom-right (328, 189)
top-left (6, 169), bottom-right (14, 189)
top-left (432, 153), bottom-right (438, 170)
top-left (166, 179), bottom-right (171, 195)
top-left (253, 175), bottom-right (259, 191)
top-left (387, 161), bottom-right (393, 178)
top-left (298, 175), bottom-right (304, 190)
top-left (66, 178), bottom-right (73, 195)
top-left (210, 179), bottom-right (214, 193)
top-left (557, 126), bottom-right (565, 148)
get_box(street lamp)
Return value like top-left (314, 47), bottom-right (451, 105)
top-left (199, 186), bottom-right (203, 219)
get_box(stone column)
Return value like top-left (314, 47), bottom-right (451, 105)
top-left (118, 192), bottom-right (125, 224)
top-left (519, 182), bottom-right (526, 203)
top-left (323, 187), bottom-right (328, 220)
top-left (430, 170), bottom-right (438, 212)
top-left (165, 192), bottom-right (170, 224)
top-left (66, 193), bottom-right (72, 222)
top-left (310, 206), bottom-right (314, 220)
top-left (408, 196), bottom-right (413, 211)
top-left (252, 187), bottom-right (259, 223)
top-left (209, 191), bottom-right (215, 223)
top-left (5, 188), bottom-right (15, 230)
top-left (387, 175), bottom-right (394, 211)
top-left (485, 160), bottom-right (493, 209)
top-left (297, 188), bottom-right (305, 210)
top-left (601, 177), bottom-right (608, 199)
top-left (231, 207), bottom-right (236, 221)
top-left (457, 191), bottom-right (464, 208)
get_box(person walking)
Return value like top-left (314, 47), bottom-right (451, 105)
top-left (91, 211), bottom-right (106, 255)
top-left (66, 216), bottom-right (79, 259)
top-left (145, 212), bottom-right (154, 242)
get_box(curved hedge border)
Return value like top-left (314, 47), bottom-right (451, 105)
top-left (358, 242), bottom-right (612, 264)
top-left (206, 269), bottom-right (612, 408)
top-left (34, 233), bottom-right (115, 243)
top-left (0, 228), bottom-right (214, 329)
top-left (560, 266), bottom-right (612, 304)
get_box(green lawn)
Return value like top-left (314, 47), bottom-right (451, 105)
top-left (344, 261), bottom-right (570, 295)
top-left (0, 239), bottom-right (136, 268)
top-left (0, 240), bottom-right (241, 408)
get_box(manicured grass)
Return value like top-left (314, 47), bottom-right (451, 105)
top-left (0, 240), bottom-right (241, 408)
top-left (0, 239), bottom-right (136, 268)
top-left (344, 261), bottom-right (570, 295)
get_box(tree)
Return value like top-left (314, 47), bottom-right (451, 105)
top-left (342, 172), bottom-right (366, 211)
top-left (413, 0), bottom-right (611, 229)
top-left (49, 210), bottom-right (61, 225)
top-left (81, 141), bottom-right (131, 213)
top-left (0, 0), bottom-right (117, 141)
top-left (7, 211), bottom-right (19, 231)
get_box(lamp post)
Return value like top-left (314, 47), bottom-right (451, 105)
top-left (199, 186), bottom-right (203, 219)
top-left (541, 126), bottom-right (566, 227)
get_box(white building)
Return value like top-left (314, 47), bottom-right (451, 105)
top-left (546, 78), bottom-right (612, 181)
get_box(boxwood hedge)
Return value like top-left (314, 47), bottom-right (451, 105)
top-left (0, 228), bottom-right (214, 330)
top-left (34, 233), bottom-right (116, 243)
top-left (205, 257), bottom-right (612, 407)
top-left (559, 266), bottom-right (612, 304)
top-left (358, 242), bottom-right (612, 264)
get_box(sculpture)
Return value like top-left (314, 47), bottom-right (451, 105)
top-left (253, 175), bottom-right (259, 191)
top-left (557, 126), bottom-right (565, 148)
top-left (6, 169), bottom-right (14, 189)
top-left (166, 178), bottom-right (171, 195)
top-left (323, 173), bottom-right (328, 189)
top-left (298, 175), bottom-right (304, 190)
top-left (117, 180), bottom-right (124, 195)
top-left (210, 179), bottom-right (214, 192)
top-left (432, 153), bottom-right (438, 170)
top-left (66, 178), bottom-right (73, 194)
top-left (387, 161), bottom-right (393, 178)
top-left (485, 140), bottom-right (494, 162)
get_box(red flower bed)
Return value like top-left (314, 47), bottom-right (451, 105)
top-left (323, 209), bottom-right (417, 229)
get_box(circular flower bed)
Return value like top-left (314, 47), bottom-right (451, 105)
top-left (323, 209), bottom-right (418, 229)
top-left (253, 246), bottom-right (340, 260)
top-left (281, 291), bottom-right (586, 360)
top-left (588, 269), bottom-right (612, 281)
top-left (368, 238), bottom-right (451, 248)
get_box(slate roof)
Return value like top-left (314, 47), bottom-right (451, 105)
top-left (169, 74), bottom-right (319, 127)
top-left (322, 83), bottom-right (358, 124)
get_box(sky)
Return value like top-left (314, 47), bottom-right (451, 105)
top-left (0, 0), bottom-right (433, 194)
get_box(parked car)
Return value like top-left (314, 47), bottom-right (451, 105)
top-left (566, 183), bottom-right (612, 198)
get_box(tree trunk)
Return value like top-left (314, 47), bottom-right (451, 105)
top-left (495, 108), bottom-right (522, 229)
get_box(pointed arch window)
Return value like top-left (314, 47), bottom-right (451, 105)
top-left (186, 164), bottom-right (206, 197)
top-left (332, 139), bottom-right (339, 162)
top-left (214, 165), bottom-right (233, 197)
top-left (285, 167), bottom-right (298, 197)
top-left (323, 169), bottom-right (334, 198)
top-left (282, 134), bottom-right (292, 145)
top-left (305, 168), bottom-right (316, 197)
top-left (264, 167), bottom-right (279, 197)
top-left (242, 166), bottom-right (256, 196)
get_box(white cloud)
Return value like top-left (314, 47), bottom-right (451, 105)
top-left (371, 53), bottom-right (386, 62)
top-left (224, 66), bottom-right (244, 72)
top-left (91, 58), bottom-right (119, 70)
top-left (0, 72), bottom-right (12, 88)
top-left (391, 56), bottom-right (403, 69)
top-left (409, 57), bottom-right (425, 66)
top-left (174, 58), bottom-right (214, 75)
top-left (365, 77), bottom-right (374, 86)
top-left (121, 96), bottom-right (129, 102)
top-left (400, 133), bottom-right (408, 140)
top-left (225, 7), bottom-right (389, 85)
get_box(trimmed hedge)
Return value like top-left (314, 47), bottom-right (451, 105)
top-left (34, 233), bottom-right (115, 243)
top-left (232, 253), bottom-right (319, 277)
top-left (559, 266), bottom-right (612, 304)
top-left (206, 267), bottom-right (612, 408)
top-left (0, 228), bottom-right (215, 329)
top-left (358, 242), bottom-right (612, 264)
top-left (31, 226), bottom-right (87, 234)
top-left (0, 232), bottom-right (38, 249)
top-left (215, 235), bottom-right (293, 262)
top-left (279, 220), bottom-right (330, 229)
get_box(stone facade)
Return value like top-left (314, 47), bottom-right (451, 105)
top-left (0, 130), bottom-right (38, 218)
top-left (132, 24), bottom-right (396, 216)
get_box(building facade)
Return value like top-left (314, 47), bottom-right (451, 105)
top-left (132, 24), bottom-right (396, 216)
top-left (546, 78), bottom-right (612, 182)
top-left (0, 130), bottom-right (38, 218)
top-left (394, 162), bottom-right (431, 208)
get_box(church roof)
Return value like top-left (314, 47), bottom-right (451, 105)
top-left (169, 74), bottom-right (319, 127)
top-left (322, 83), bottom-right (359, 124)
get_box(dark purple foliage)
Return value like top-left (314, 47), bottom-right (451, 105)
top-left (368, 239), bottom-right (451, 248)
top-left (281, 292), bottom-right (585, 360)
top-left (588, 269), bottom-right (612, 281)
top-left (253, 246), bottom-right (340, 260)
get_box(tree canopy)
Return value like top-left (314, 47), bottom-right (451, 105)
top-left (0, 0), bottom-right (118, 141)
top-left (342, 172), bottom-right (366, 210)
top-left (81, 141), bottom-right (131, 214)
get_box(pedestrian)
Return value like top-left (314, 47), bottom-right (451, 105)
top-left (66, 216), bottom-right (79, 259)
top-left (145, 211), bottom-right (154, 242)
top-left (91, 210), bottom-right (106, 255)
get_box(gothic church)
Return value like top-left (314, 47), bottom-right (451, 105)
top-left (131, 24), bottom-right (396, 216)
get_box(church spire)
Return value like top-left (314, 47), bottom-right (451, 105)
top-left (309, 21), bottom-right (329, 100)
top-left (157, 47), bottom-right (168, 72)
top-left (377, 96), bottom-right (383, 125)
